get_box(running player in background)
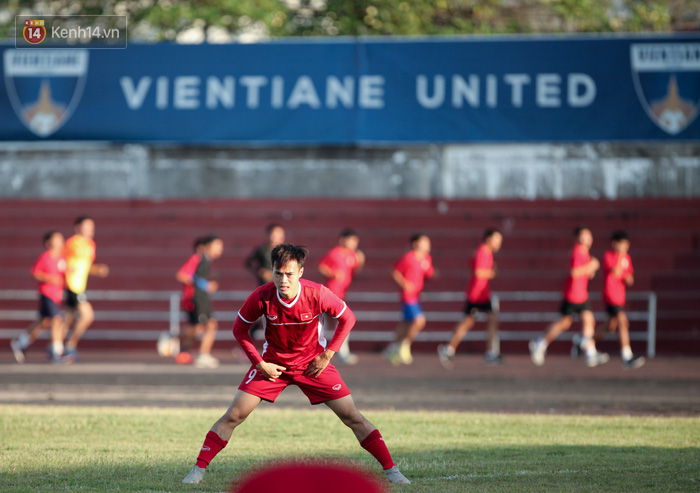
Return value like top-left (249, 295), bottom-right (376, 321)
top-left (529, 226), bottom-right (609, 368)
top-left (158, 237), bottom-right (207, 359)
top-left (318, 229), bottom-right (365, 365)
top-left (175, 235), bottom-right (223, 368)
top-left (595, 230), bottom-right (645, 370)
top-left (438, 229), bottom-right (503, 369)
top-left (246, 223), bottom-right (286, 286)
top-left (384, 233), bottom-right (434, 366)
top-left (11, 232), bottom-right (66, 364)
top-left (62, 217), bottom-right (109, 365)
top-left (182, 243), bottom-right (410, 485)
top-left (245, 224), bottom-right (286, 340)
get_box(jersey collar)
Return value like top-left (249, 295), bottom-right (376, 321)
top-left (276, 284), bottom-right (301, 308)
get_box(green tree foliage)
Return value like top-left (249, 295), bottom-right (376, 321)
top-left (2, 0), bottom-right (698, 41)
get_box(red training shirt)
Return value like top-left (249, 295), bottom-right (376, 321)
top-left (603, 250), bottom-right (634, 306)
top-left (562, 244), bottom-right (590, 304)
top-left (394, 251), bottom-right (434, 304)
top-left (177, 253), bottom-right (201, 311)
top-left (319, 245), bottom-right (359, 300)
top-left (32, 250), bottom-right (66, 303)
top-left (466, 244), bottom-right (493, 304)
top-left (233, 279), bottom-right (356, 370)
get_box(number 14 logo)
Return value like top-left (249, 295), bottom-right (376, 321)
top-left (23, 20), bottom-right (46, 44)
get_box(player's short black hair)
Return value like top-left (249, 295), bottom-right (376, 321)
top-left (43, 230), bottom-right (60, 245)
top-left (410, 232), bottom-right (428, 244)
top-left (193, 235), bottom-right (221, 251)
top-left (266, 223), bottom-right (283, 234)
top-left (193, 236), bottom-right (207, 252)
top-left (271, 243), bottom-right (309, 270)
top-left (574, 226), bottom-right (590, 236)
top-left (74, 216), bottom-right (93, 226)
top-left (611, 230), bottom-right (629, 242)
top-left (483, 228), bottom-right (501, 241)
top-left (340, 228), bottom-right (359, 238)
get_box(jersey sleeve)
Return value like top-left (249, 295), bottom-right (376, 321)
top-left (393, 254), bottom-right (407, 274)
top-left (474, 247), bottom-right (492, 270)
top-left (425, 255), bottom-right (435, 279)
top-left (603, 251), bottom-right (615, 271)
top-left (232, 289), bottom-right (265, 365)
top-left (320, 285), bottom-right (356, 352)
top-left (31, 252), bottom-right (47, 276)
top-left (177, 255), bottom-right (200, 281)
top-left (318, 250), bottom-right (336, 274)
top-left (570, 246), bottom-right (589, 273)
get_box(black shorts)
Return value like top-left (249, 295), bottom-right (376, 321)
top-left (39, 295), bottom-right (61, 319)
top-left (186, 302), bottom-right (212, 326)
top-left (64, 289), bottom-right (87, 308)
top-left (559, 299), bottom-right (592, 316)
top-left (464, 300), bottom-right (493, 315)
top-left (606, 305), bottom-right (625, 316)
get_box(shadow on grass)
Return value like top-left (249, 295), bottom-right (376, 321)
top-left (1, 445), bottom-right (698, 493)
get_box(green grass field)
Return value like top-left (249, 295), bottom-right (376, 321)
top-left (1, 404), bottom-right (698, 492)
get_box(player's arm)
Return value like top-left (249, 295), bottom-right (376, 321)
top-left (474, 268), bottom-right (494, 279)
top-left (233, 293), bottom-right (286, 380)
top-left (318, 262), bottom-right (336, 280)
top-left (305, 288), bottom-right (356, 378)
top-left (571, 258), bottom-right (599, 278)
top-left (176, 257), bottom-right (209, 290)
top-left (391, 268), bottom-right (413, 292)
top-left (353, 249), bottom-right (366, 274)
top-left (246, 249), bottom-right (272, 283)
top-left (474, 250), bottom-right (495, 279)
top-left (625, 258), bottom-right (634, 287)
top-left (233, 317), bottom-right (286, 381)
top-left (587, 257), bottom-right (600, 279)
top-left (89, 263), bottom-right (109, 277)
top-left (30, 267), bottom-right (61, 285)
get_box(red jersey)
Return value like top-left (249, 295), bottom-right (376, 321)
top-left (466, 244), bottom-right (493, 304)
top-left (394, 251), bottom-right (434, 304)
top-left (233, 279), bottom-right (356, 370)
top-left (178, 253), bottom-right (201, 309)
top-left (32, 250), bottom-right (66, 303)
top-left (319, 246), bottom-right (359, 300)
top-left (603, 250), bottom-right (634, 306)
top-left (562, 244), bottom-right (590, 304)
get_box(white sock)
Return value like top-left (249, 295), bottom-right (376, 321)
top-left (445, 345), bottom-right (455, 356)
top-left (52, 341), bottom-right (64, 356)
top-left (537, 337), bottom-right (548, 350)
top-left (585, 345), bottom-right (597, 358)
top-left (621, 346), bottom-right (633, 361)
top-left (580, 336), bottom-right (591, 349)
top-left (17, 332), bottom-right (30, 350)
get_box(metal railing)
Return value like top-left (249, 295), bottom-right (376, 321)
top-left (0, 289), bottom-right (657, 357)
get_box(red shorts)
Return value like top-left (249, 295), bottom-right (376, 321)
top-left (238, 363), bottom-right (351, 405)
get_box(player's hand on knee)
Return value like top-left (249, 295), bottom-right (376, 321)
top-left (256, 361), bottom-right (286, 381)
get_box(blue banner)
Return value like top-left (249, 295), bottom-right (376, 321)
top-left (1, 35), bottom-right (699, 143)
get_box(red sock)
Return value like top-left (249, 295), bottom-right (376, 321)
top-left (195, 431), bottom-right (228, 469)
top-left (360, 429), bottom-right (395, 470)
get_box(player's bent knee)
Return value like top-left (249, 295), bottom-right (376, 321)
top-left (221, 408), bottom-right (249, 427)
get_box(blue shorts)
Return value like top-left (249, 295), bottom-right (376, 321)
top-left (39, 295), bottom-right (61, 319)
top-left (402, 302), bottom-right (424, 322)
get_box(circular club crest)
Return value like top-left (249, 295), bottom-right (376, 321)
top-left (23, 21), bottom-right (46, 44)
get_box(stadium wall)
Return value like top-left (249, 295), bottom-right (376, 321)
top-left (1, 142), bottom-right (699, 199)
